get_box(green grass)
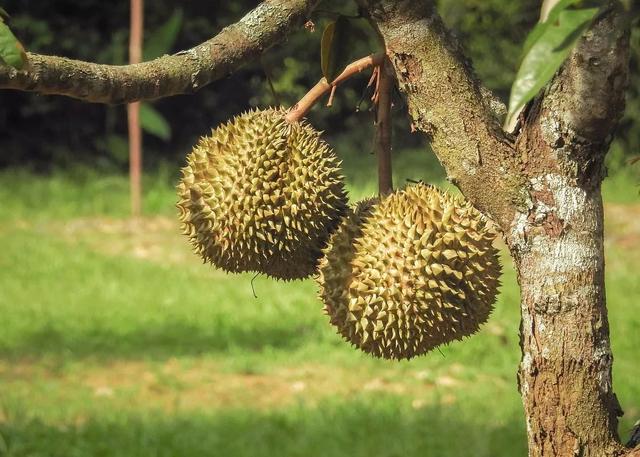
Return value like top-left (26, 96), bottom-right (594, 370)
top-left (1, 398), bottom-right (526, 457)
top-left (0, 154), bottom-right (638, 456)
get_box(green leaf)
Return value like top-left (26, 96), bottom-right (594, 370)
top-left (545, 0), bottom-right (584, 22)
top-left (320, 20), bottom-right (336, 81)
top-left (140, 103), bottom-right (171, 141)
top-left (520, 0), bottom-right (582, 62)
top-left (320, 16), bottom-right (354, 83)
top-left (0, 21), bottom-right (26, 69)
top-left (0, 7), bottom-right (10, 21)
top-left (506, 7), bottom-right (598, 127)
top-left (143, 9), bottom-right (183, 61)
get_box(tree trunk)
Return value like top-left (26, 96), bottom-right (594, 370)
top-left (128, 0), bottom-right (144, 217)
top-left (505, 6), bottom-right (631, 452)
top-left (509, 176), bottom-right (623, 456)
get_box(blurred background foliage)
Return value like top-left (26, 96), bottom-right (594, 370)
top-left (0, 0), bottom-right (637, 172)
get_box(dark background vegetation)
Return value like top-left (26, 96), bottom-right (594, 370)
top-left (0, 0), bottom-right (637, 172)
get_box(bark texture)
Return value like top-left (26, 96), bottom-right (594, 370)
top-left (511, 175), bottom-right (623, 457)
top-left (359, 0), bottom-right (634, 455)
top-left (509, 5), bottom-right (631, 455)
top-left (0, 0), bottom-right (318, 103)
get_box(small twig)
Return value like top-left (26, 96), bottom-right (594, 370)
top-left (250, 273), bottom-right (259, 298)
top-left (367, 66), bottom-right (379, 88)
top-left (356, 88), bottom-right (369, 113)
top-left (374, 57), bottom-right (393, 196)
top-left (627, 420), bottom-right (640, 448)
top-left (285, 52), bottom-right (385, 123)
top-left (372, 65), bottom-right (381, 103)
top-left (326, 85), bottom-right (337, 107)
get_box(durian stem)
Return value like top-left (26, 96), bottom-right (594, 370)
top-left (375, 57), bottom-right (393, 196)
top-left (285, 52), bottom-right (385, 123)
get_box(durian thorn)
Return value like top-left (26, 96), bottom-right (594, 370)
top-left (285, 52), bottom-right (385, 123)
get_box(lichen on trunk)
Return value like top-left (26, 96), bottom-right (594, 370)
top-left (510, 174), bottom-right (624, 457)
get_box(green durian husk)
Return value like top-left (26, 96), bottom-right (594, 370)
top-left (317, 183), bottom-right (502, 359)
top-left (177, 108), bottom-right (348, 280)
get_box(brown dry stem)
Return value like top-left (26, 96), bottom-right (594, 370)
top-left (285, 52), bottom-right (385, 122)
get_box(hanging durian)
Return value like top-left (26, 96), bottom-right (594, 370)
top-left (177, 108), bottom-right (348, 280)
top-left (317, 183), bottom-right (501, 360)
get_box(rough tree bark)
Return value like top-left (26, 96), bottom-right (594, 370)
top-left (510, 7), bottom-right (630, 455)
top-left (0, 0), bottom-right (636, 455)
top-left (0, 0), bottom-right (318, 103)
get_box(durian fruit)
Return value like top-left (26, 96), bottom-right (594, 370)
top-left (317, 183), bottom-right (501, 360)
top-left (177, 108), bottom-right (348, 280)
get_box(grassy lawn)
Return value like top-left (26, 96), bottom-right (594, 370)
top-left (0, 149), bottom-right (638, 456)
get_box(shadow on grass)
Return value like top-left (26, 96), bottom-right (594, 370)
top-left (0, 320), bottom-right (327, 361)
top-left (0, 398), bottom-right (526, 457)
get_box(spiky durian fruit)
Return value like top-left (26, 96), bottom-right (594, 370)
top-left (177, 108), bottom-right (348, 280)
top-left (317, 183), bottom-right (501, 360)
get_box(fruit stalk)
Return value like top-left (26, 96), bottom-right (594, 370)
top-left (285, 52), bottom-right (385, 123)
top-left (374, 57), bottom-right (393, 196)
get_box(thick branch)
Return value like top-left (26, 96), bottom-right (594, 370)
top-left (540, 1), bottom-right (630, 145)
top-left (0, 0), bottom-right (318, 103)
top-left (357, 0), bottom-right (523, 230)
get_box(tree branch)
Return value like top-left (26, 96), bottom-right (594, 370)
top-left (514, 1), bottom-right (630, 194)
top-left (537, 1), bottom-right (630, 145)
top-left (501, 3), bottom-right (630, 456)
top-left (284, 52), bottom-right (384, 122)
top-left (0, 0), bottom-right (318, 104)
top-left (356, 0), bottom-right (523, 231)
